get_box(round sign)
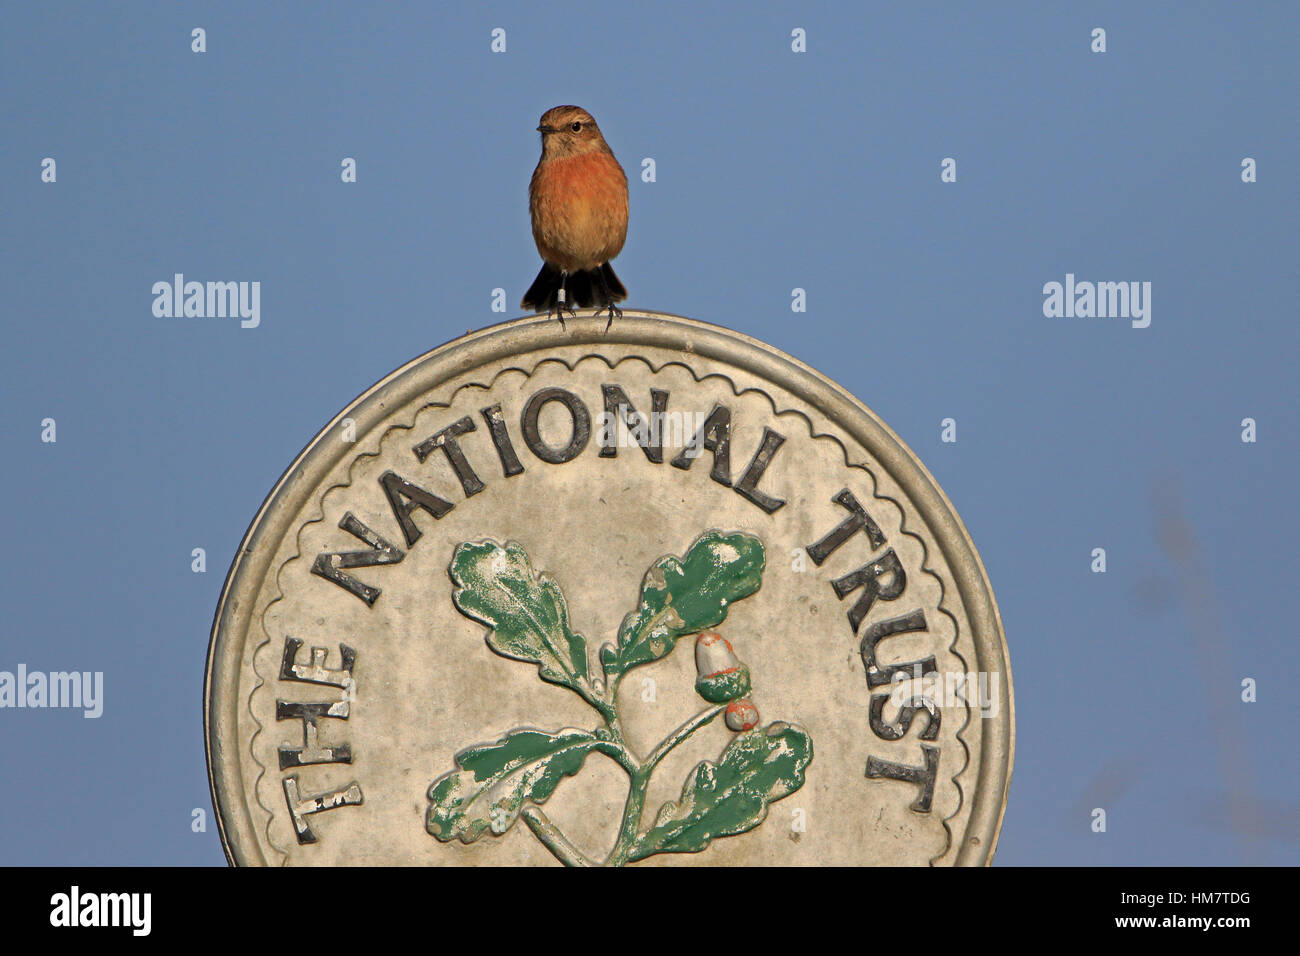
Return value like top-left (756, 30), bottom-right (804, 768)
top-left (205, 312), bottom-right (1013, 865)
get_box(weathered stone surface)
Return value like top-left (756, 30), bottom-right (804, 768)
top-left (205, 311), bottom-right (1014, 866)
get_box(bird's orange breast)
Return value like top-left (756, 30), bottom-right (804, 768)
top-left (530, 151), bottom-right (629, 272)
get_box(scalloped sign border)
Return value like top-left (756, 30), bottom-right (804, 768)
top-left (204, 311), bottom-right (1014, 866)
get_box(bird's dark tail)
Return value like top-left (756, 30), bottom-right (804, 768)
top-left (522, 262), bottom-right (627, 312)
top-left (598, 262), bottom-right (627, 302)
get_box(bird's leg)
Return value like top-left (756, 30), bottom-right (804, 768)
top-left (551, 271), bottom-right (577, 329)
top-left (594, 267), bottom-right (624, 332)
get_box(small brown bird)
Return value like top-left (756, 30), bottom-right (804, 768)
top-left (522, 105), bottom-right (629, 330)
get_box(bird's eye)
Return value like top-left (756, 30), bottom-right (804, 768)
top-left (570, 122), bottom-right (582, 132)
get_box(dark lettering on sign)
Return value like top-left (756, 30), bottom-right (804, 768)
top-left (599, 384), bottom-right (668, 463)
top-left (869, 692), bottom-right (940, 742)
top-left (282, 776), bottom-right (363, 845)
top-left (300, 379), bottom-right (964, 825)
top-left (312, 385), bottom-right (795, 605)
top-left (866, 745), bottom-right (940, 813)
top-left (860, 609), bottom-right (936, 688)
top-left (310, 512), bottom-right (404, 606)
top-left (276, 700), bottom-right (352, 769)
top-left (277, 637), bottom-right (360, 843)
top-left (521, 387), bottom-right (591, 464)
top-left (279, 638), bottom-right (356, 688)
top-left (671, 403), bottom-right (731, 485)
top-left (805, 488), bottom-right (887, 565)
top-left (481, 404), bottom-right (525, 477)
top-left (734, 426), bottom-right (787, 513)
top-left (412, 416), bottom-right (486, 497)
top-left (808, 490), bottom-right (946, 815)
top-left (833, 548), bottom-right (907, 634)
top-left (379, 471), bottom-right (453, 548)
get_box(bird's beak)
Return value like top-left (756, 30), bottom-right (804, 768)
top-left (537, 124), bottom-right (556, 134)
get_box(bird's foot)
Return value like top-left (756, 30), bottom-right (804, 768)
top-left (548, 302), bottom-right (578, 330)
top-left (595, 301), bottom-right (623, 332)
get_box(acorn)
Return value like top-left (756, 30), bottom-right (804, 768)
top-left (694, 630), bottom-right (751, 704)
top-left (725, 698), bottom-right (760, 732)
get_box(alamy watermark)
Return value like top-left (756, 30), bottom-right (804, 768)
top-left (888, 666), bottom-right (1000, 719)
top-left (152, 274), bottom-right (260, 328)
top-left (50, 886), bottom-right (150, 936)
top-left (1043, 273), bottom-right (1151, 328)
top-left (597, 405), bottom-right (709, 453)
top-left (0, 665), bottom-right (103, 718)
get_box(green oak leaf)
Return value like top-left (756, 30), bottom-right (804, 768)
top-left (426, 728), bottom-right (609, 843)
top-left (628, 723), bottom-right (813, 860)
top-left (601, 530), bottom-right (765, 681)
top-left (450, 539), bottom-right (591, 693)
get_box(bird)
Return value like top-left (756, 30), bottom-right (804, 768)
top-left (522, 105), bottom-right (629, 331)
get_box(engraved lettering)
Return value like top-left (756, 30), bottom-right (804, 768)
top-left (282, 776), bottom-right (363, 845)
top-left (868, 693), bottom-right (940, 741)
top-left (860, 609), bottom-right (936, 688)
top-left (734, 426), bottom-right (787, 513)
top-left (276, 699), bottom-right (351, 769)
top-left (805, 488), bottom-right (887, 565)
top-left (670, 403), bottom-right (731, 485)
top-left (833, 548), bottom-right (907, 634)
top-left (481, 404), bottom-right (525, 476)
top-left (865, 745), bottom-right (940, 813)
top-left (521, 387), bottom-right (591, 464)
top-left (379, 470), bottom-right (454, 547)
top-left (599, 384), bottom-right (669, 462)
top-left (412, 415), bottom-right (486, 497)
top-left (310, 512), bottom-right (404, 606)
top-left (279, 637), bottom-right (356, 689)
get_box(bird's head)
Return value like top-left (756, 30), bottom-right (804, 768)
top-left (536, 106), bottom-right (609, 159)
